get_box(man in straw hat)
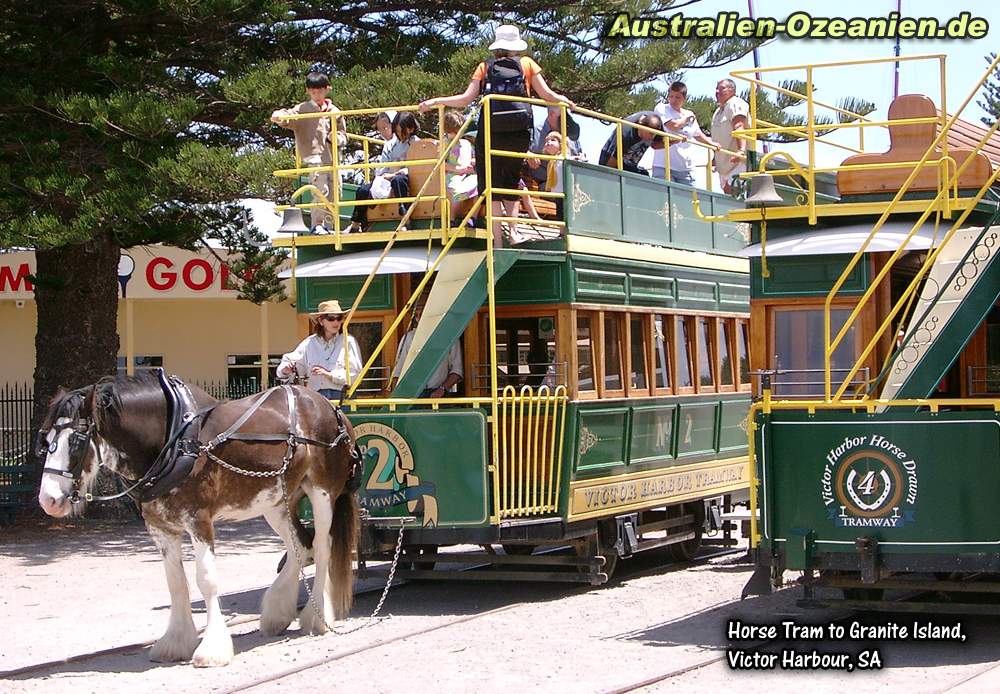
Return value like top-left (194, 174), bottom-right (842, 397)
top-left (276, 299), bottom-right (363, 401)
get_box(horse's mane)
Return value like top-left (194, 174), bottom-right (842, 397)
top-left (40, 386), bottom-right (93, 430)
top-left (91, 371), bottom-right (165, 431)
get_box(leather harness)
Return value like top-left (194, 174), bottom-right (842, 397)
top-left (40, 371), bottom-right (363, 504)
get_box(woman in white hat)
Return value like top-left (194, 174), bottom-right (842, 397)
top-left (419, 24), bottom-right (573, 247)
top-left (275, 299), bottom-right (363, 401)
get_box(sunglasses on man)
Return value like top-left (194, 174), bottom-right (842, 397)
top-left (322, 315), bottom-right (343, 322)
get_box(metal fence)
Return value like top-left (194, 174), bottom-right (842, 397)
top-left (0, 382), bottom-right (34, 524)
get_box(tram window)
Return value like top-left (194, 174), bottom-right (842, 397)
top-left (654, 315), bottom-right (672, 392)
top-left (720, 319), bottom-right (735, 388)
top-left (697, 317), bottom-right (716, 389)
top-left (604, 313), bottom-right (624, 393)
top-left (677, 317), bottom-right (695, 390)
top-left (577, 314), bottom-right (596, 392)
top-left (772, 307), bottom-right (857, 396)
top-left (629, 316), bottom-right (649, 391)
top-left (737, 319), bottom-right (751, 386)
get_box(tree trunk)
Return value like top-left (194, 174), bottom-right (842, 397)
top-left (31, 231), bottom-right (132, 518)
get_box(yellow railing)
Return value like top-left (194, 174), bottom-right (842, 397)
top-left (822, 53), bottom-right (1000, 400)
top-left (705, 52), bottom-right (1000, 401)
top-left (495, 385), bottom-right (569, 519)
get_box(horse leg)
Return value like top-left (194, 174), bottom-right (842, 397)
top-left (297, 483), bottom-right (335, 635)
top-left (147, 526), bottom-right (199, 663)
top-left (188, 520), bottom-right (234, 667)
top-left (259, 508), bottom-right (303, 636)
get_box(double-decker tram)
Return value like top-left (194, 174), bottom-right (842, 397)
top-left (702, 53), bottom-right (1000, 610)
top-left (270, 97), bottom-right (752, 583)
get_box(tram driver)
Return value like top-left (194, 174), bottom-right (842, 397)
top-left (388, 294), bottom-right (463, 399)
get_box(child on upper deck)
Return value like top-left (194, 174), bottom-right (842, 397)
top-left (270, 71), bottom-right (347, 231)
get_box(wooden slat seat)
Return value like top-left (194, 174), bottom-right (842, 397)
top-left (368, 139), bottom-right (445, 223)
top-left (838, 94), bottom-right (994, 196)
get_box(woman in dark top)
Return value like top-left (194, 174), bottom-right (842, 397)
top-left (419, 25), bottom-right (572, 248)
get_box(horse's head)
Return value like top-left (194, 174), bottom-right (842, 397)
top-left (37, 385), bottom-right (110, 517)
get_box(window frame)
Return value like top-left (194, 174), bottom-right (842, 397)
top-left (627, 313), bottom-right (652, 397)
top-left (717, 317), bottom-right (737, 393)
top-left (675, 315), bottom-right (697, 395)
top-left (600, 310), bottom-right (626, 399)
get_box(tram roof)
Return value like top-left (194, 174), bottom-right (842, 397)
top-left (738, 221), bottom-right (957, 258)
top-left (279, 247), bottom-right (479, 278)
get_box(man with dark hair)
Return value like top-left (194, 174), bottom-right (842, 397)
top-left (598, 111), bottom-right (666, 176)
top-left (653, 81), bottom-right (719, 186)
top-left (271, 71), bottom-right (347, 231)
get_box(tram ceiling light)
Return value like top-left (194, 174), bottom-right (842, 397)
top-left (276, 207), bottom-right (309, 234)
top-left (745, 174), bottom-right (783, 206)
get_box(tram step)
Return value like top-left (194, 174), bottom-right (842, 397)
top-left (881, 220), bottom-right (1000, 401)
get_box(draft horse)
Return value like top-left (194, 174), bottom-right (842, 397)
top-left (37, 372), bottom-right (360, 667)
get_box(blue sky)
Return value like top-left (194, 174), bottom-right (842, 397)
top-left (565, 0), bottom-right (998, 183)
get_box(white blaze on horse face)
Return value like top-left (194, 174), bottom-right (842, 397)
top-left (38, 418), bottom-right (75, 517)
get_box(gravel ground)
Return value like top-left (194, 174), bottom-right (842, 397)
top-left (2, 517), bottom-right (998, 693)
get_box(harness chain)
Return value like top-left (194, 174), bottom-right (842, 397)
top-left (202, 385), bottom-right (403, 635)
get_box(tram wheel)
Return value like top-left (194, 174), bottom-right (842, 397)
top-left (666, 502), bottom-right (704, 562)
top-left (501, 544), bottom-right (536, 556)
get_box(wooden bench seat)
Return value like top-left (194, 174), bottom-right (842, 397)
top-left (838, 94), bottom-right (993, 196)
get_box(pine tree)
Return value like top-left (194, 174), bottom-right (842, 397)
top-left (0, 1), bottom-right (761, 469)
top-left (980, 53), bottom-right (1000, 127)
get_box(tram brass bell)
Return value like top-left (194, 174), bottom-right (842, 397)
top-left (745, 174), bottom-right (783, 205)
top-left (276, 207), bottom-right (310, 234)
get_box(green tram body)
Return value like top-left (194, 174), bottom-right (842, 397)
top-left (287, 161), bottom-right (752, 583)
top-left (741, 160), bottom-right (1000, 607)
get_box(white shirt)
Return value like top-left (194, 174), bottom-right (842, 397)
top-left (277, 333), bottom-right (363, 391)
top-left (652, 102), bottom-right (703, 173)
top-left (712, 96), bottom-right (751, 177)
top-left (391, 330), bottom-right (463, 392)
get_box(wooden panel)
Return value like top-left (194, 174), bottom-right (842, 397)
top-left (629, 405), bottom-right (676, 463)
top-left (676, 402), bottom-right (718, 457)
top-left (565, 165), bottom-right (624, 238)
top-left (630, 273), bottom-right (676, 306)
top-left (621, 175), bottom-right (672, 245)
top-left (575, 267), bottom-right (628, 302)
top-left (839, 94), bottom-right (994, 195)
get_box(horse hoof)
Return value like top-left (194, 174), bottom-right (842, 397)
top-left (298, 607), bottom-right (333, 636)
top-left (149, 633), bottom-right (198, 663)
top-left (192, 636), bottom-right (234, 668)
top-left (259, 615), bottom-right (293, 636)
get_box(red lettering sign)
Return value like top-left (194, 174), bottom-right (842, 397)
top-left (183, 259), bottom-right (213, 291)
top-left (147, 257), bottom-right (176, 290)
top-left (0, 263), bottom-right (34, 293)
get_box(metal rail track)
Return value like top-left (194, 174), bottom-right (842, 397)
top-left (2, 547), bottom-right (747, 685)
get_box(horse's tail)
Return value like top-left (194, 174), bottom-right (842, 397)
top-left (330, 489), bottom-right (359, 618)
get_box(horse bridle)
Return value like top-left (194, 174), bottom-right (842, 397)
top-left (38, 416), bottom-right (102, 503)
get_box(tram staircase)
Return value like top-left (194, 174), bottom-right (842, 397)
top-left (391, 249), bottom-right (519, 399)
top-left (876, 213), bottom-right (1000, 401)
top-left (813, 64), bottom-right (1000, 404)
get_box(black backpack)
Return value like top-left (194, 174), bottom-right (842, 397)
top-left (480, 56), bottom-right (534, 133)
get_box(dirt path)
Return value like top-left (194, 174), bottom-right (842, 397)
top-left (2, 519), bottom-right (998, 693)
